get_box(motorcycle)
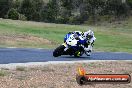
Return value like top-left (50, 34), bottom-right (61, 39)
top-left (53, 33), bottom-right (92, 57)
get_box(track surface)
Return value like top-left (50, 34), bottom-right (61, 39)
top-left (0, 48), bottom-right (132, 64)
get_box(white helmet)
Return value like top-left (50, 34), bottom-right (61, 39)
top-left (84, 30), bottom-right (94, 40)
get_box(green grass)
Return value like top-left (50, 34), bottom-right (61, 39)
top-left (0, 18), bottom-right (132, 53)
top-left (0, 70), bottom-right (8, 77)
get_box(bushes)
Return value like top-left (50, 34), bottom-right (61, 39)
top-left (7, 8), bottom-right (27, 20)
top-left (7, 8), bottom-right (19, 20)
top-left (19, 14), bottom-right (27, 21)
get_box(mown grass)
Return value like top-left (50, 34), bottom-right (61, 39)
top-left (0, 18), bottom-right (132, 53)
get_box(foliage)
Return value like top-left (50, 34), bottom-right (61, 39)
top-left (19, 13), bottom-right (27, 21)
top-left (0, 0), bottom-right (131, 24)
top-left (0, 0), bottom-right (13, 18)
top-left (41, 0), bottom-right (59, 22)
top-left (7, 8), bottom-right (19, 20)
top-left (127, 0), bottom-right (132, 9)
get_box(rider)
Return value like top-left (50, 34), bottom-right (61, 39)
top-left (71, 30), bottom-right (96, 45)
top-left (78, 30), bottom-right (96, 56)
top-left (83, 30), bottom-right (96, 56)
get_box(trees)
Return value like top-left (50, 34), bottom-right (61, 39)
top-left (20, 0), bottom-right (44, 21)
top-left (20, 0), bottom-right (46, 21)
top-left (0, 0), bottom-right (131, 24)
top-left (20, 0), bottom-right (34, 20)
top-left (32, 0), bottom-right (45, 21)
top-left (0, 0), bottom-right (13, 18)
top-left (83, 0), bottom-right (105, 23)
top-left (41, 0), bottom-right (59, 22)
top-left (127, 0), bottom-right (132, 9)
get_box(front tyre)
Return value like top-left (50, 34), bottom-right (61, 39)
top-left (53, 45), bottom-right (65, 57)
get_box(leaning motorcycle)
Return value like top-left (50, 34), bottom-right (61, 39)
top-left (53, 33), bottom-right (92, 57)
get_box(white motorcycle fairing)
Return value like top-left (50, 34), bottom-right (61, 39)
top-left (63, 34), bottom-right (79, 51)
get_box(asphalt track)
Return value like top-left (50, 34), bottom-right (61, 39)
top-left (0, 48), bottom-right (132, 64)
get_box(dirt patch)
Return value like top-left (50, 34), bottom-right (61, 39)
top-left (0, 34), bottom-right (52, 45)
top-left (0, 61), bottom-right (132, 88)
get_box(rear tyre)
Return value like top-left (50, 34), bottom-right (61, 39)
top-left (53, 45), bottom-right (65, 57)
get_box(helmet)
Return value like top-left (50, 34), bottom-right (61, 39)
top-left (73, 31), bottom-right (82, 35)
top-left (84, 30), bottom-right (94, 40)
top-left (73, 31), bottom-right (81, 40)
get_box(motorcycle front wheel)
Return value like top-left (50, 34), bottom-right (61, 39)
top-left (53, 45), bottom-right (65, 57)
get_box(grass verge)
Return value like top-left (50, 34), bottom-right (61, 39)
top-left (0, 18), bottom-right (132, 52)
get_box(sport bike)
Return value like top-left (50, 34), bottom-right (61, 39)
top-left (53, 33), bottom-right (92, 57)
